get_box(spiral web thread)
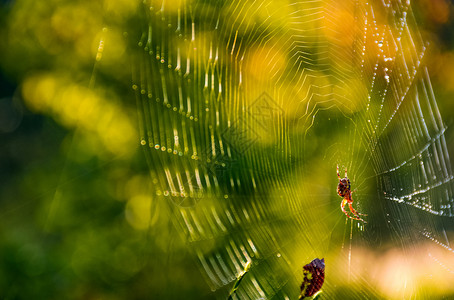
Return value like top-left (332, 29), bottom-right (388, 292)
top-left (133, 0), bottom-right (454, 298)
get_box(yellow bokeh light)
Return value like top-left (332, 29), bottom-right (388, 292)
top-left (22, 73), bottom-right (136, 158)
top-left (104, 0), bottom-right (138, 18)
top-left (333, 78), bottom-right (368, 113)
top-left (322, 2), bottom-right (356, 48)
top-left (246, 44), bottom-right (287, 84)
top-left (125, 194), bottom-right (155, 230)
top-left (344, 244), bottom-right (454, 299)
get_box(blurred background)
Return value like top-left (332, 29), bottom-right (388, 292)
top-left (1, 0), bottom-right (454, 299)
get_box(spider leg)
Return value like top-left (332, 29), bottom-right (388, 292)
top-left (341, 199), bottom-right (352, 219)
top-left (348, 202), bottom-right (367, 222)
top-left (344, 167), bottom-right (347, 178)
top-left (337, 165), bottom-right (341, 180)
top-left (348, 202), bottom-right (361, 217)
top-left (349, 192), bottom-right (367, 215)
top-left (348, 198), bottom-right (368, 216)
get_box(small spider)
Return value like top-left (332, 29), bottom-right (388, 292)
top-left (337, 165), bottom-right (367, 222)
top-left (299, 258), bottom-right (325, 299)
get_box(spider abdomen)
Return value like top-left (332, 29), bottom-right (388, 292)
top-left (337, 178), bottom-right (351, 198)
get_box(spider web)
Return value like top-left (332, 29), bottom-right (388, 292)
top-left (133, 0), bottom-right (454, 298)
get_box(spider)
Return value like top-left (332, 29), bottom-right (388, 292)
top-left (299, 258), bottom-right (325, 299)
top-left (337, 165), bottom-right (367, 222)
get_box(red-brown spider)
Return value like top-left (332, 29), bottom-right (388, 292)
top-left (337, 165), bottom-right (367, 223)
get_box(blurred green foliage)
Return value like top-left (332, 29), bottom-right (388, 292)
top-left (0, 0), bottom-right (212, 298)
